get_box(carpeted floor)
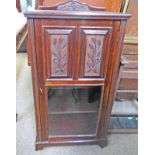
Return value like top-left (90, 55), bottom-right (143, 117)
top-left (16, 53), bottom-right (138, 155)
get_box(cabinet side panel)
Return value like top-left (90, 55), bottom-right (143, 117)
top-left (34, 20), bottom-right (49, 140)
top-left (97, 20), bottom-right (127, 138)
top-left (27, 19), bottom-right (42, 140)
top-left (105, 21), bottom-right (127, 136)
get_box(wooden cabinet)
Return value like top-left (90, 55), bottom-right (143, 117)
top-left (25, 0), bottom-right (130, 150)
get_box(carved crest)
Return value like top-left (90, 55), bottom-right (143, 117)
top-left (38, 0), bottom-right (106, 11)
top-left (57, 0), bottom-right (89, 11)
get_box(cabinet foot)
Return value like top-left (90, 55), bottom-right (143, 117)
top-left (98, 139), bottom-right (108, 148)
top-left (35, 143), bottom-right (44, 151)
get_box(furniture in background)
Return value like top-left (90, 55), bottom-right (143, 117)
top-left (108, 55), bottom-right (138, 134)
top-left (16, 9), bottom-right (27, 52)
top-left (116, 0), bottom-right (138, 100)
top-left (16, 8), bottom-right (27, 121)
top-left (16, 0), bottom-right (28, 53)
top-left (25, 0), bottom-right (130, 150)
top-left (16, 0), bottom-right (22, 12)
top-left (16, 0), bottom-right (34, 62)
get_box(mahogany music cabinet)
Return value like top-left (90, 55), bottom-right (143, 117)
top-left (25, 0), bottom-right (130, 150)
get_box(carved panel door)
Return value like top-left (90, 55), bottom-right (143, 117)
top-left (42, 26), bottom-right (76, 79)
top-left (79, 26), bottom-right (112, 79)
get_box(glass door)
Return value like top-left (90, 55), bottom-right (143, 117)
top-left (47, 86), bottom-right (102, 137)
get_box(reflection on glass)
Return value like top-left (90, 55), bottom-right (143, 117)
top-left (48, 86), bottom-right (101, 114)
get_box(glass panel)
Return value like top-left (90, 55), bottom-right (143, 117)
top-left (47, 86), bottom-right (102, 136)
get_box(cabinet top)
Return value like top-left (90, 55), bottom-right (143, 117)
top-left (24, 10), bottom-right (131, 20)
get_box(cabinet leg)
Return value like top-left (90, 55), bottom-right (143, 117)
top-left (98, 140), bottom-right (108, 148)
top-left (35, 143), bottom-right (44, 151)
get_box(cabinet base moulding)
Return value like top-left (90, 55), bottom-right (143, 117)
top-left (35, 138), bottom-right (108, 150)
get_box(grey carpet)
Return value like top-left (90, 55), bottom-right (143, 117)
top-left (16, 53), bottom-right (138, 155)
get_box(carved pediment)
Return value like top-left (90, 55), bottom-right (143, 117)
top-left (57, 0), bottom-right (89, 11)
top-left (38, 0), bottom-right (106, 11)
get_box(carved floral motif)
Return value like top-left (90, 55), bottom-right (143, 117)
top-left (85, 36), bottom-right (104, 76)
top-left (51, 36), bottom-right (68, 76)
top-left (57, 0), bottom-right (89, 11)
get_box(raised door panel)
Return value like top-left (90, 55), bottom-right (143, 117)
top-left (79, 26), bottom-right (112, 79)
top-left (42, 26), bottom-right (76, 79)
